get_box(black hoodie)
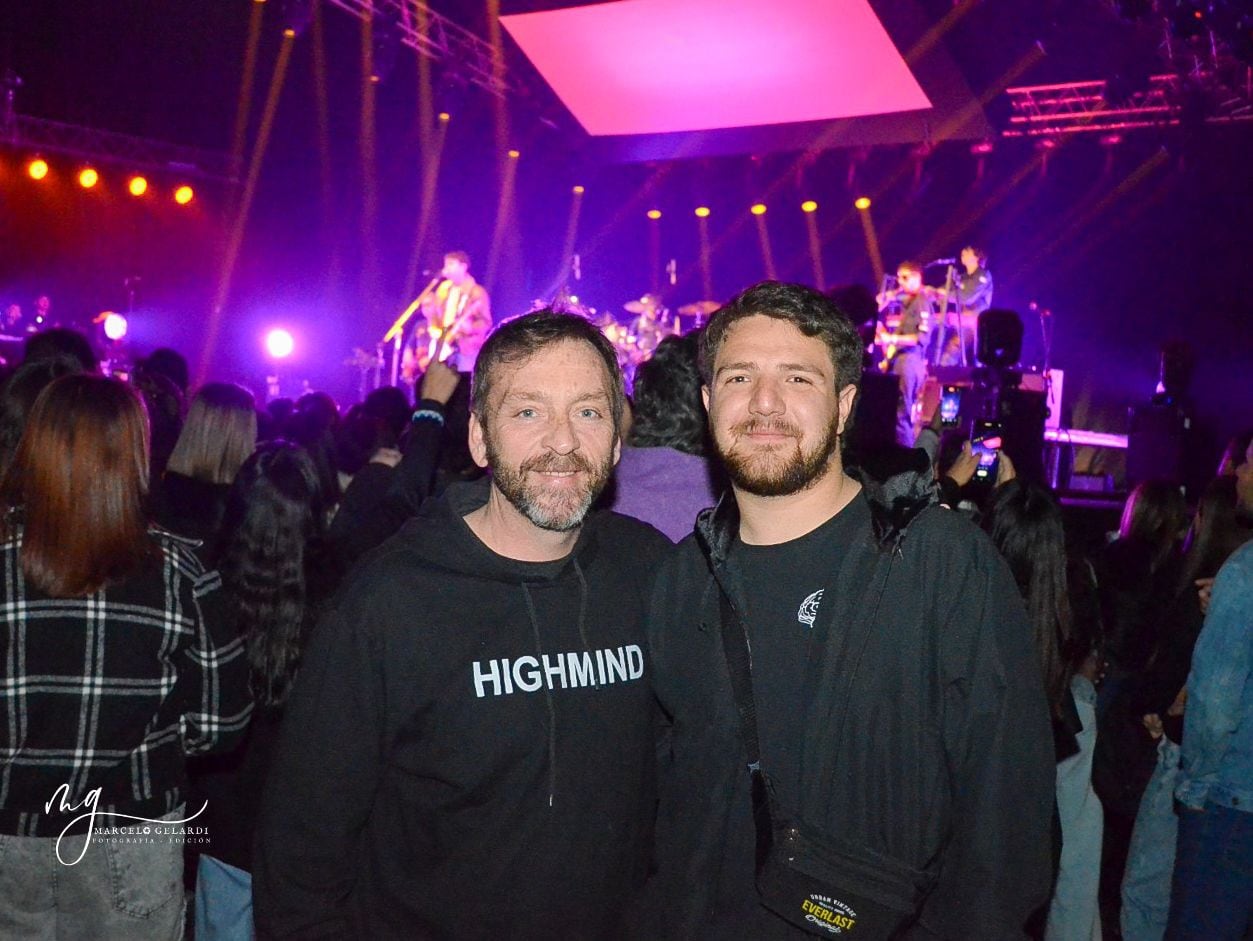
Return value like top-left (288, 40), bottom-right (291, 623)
top-left (253, 478), bottom-right (670, 940)
top-left (637, 458), bottom-right (1056, 940)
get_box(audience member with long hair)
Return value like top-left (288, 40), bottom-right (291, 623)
top-left (0, 374), bottom-right (251, 939)
top-left (1119, 473), bottom-right (1253, 940)
top-left (606, 333), bottom-right (722, 541)
top-left (154, 381), bottom-right (258, 542)
top-left (986, 480), bottom-right (1103, 941)
top-left (190, 440), bottom-right (335, 940)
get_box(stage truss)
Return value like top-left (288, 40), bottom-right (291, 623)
top-left (2, 113), bottom-right (239, 183)
top-left (323, 0), bottom-right (522, 100)
top-left (1003, 68), bottom-right (1253, 137)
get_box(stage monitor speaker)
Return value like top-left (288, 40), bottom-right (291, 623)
top-left (1126, 403), bottom-right (1188, 487)
top-left (977, 308), bottom-right (1024, 368)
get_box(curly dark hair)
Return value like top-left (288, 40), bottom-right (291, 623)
top-left (211, 441), bottom-right (330, 708)
top-left (629, 333), bottom-right (708, 456)
top-left (698, 280), bottom-right (863, 393)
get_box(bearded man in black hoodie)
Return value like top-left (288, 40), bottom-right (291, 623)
top-left (639, 282), bottom-right (1056, 939)
top-left (254, 312), bottom-right (670, 939)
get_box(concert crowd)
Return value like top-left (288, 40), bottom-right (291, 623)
top-left (0, 281), bottom-right (1250, 941)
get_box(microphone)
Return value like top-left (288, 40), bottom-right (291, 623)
top-left (666, 258), bottom-right (677, 286)
top-left (927, 257), bottom-right (956, 266)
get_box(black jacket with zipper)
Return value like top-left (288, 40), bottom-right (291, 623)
top-left (253, 477), bottom-right (670, 940)
top-left (640, 460), bottom-right (1056, 940)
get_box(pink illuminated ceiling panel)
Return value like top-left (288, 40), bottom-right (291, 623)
top-left (500, 0), bottom-right (933, 136)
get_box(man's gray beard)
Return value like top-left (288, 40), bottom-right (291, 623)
top-left (485, 437), bottom-right (614, 532)
top-left (716, 420), bottom-right (840, 497)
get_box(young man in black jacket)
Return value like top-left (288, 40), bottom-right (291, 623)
top-left (253, 312), bottom-right (670, 939)
top-left (640, 282), bottom-right (1056, 939)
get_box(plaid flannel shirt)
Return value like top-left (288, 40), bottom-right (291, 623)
top-left (0, 528), bottom-right (253, 836)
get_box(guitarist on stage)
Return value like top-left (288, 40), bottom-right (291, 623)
top-left (403, 250), bottom-right (492, 378)
top-left (876, 260), bottom-right (932, 446)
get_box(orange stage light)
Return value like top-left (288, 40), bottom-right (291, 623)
top-left (174, 185), bottom-right (195, 205)
top-left (572, 185), bottom-right (585, 194)
top-left (750, 203), bottom-right (767, 215)
top-left (27, 159), bottom-right (49, 180)
top-left (854, 196), bottom-right (871, 210)
top-left (801, 200), bottom-right (818, 213)
top-left (694, 206), bottom-right (711, 218)
top-left (507, 149), bottom-right (520, 159)
top-left (128, 176), bottom-right (149, 196)
top-left (646, 209), bottom-right (662, 220)
top-left (78, 168), bottom-right (100, 189)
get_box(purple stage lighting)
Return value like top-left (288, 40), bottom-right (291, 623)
top-left (103, 313), bottom-right (128, 341)
top-left (265, 328), bottom-right (295, 359)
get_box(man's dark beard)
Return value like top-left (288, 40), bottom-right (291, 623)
top-left (716, 418), bottom-right (840, 497)
top-left (485, 436), bottom-right (614, 532)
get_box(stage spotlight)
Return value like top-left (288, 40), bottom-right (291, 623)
top-left (854, 196), bottom-right (871, 210)
top-left (572, 185), bottom-right (585, 194)
top-left (128, 176), bottom-right (149, 196)
top-left (28, 158), bottom-right (50, 180)
top-left (103, 313), bottom-right (129, 341)
top-left (78, 167), bottom-right (99, 189)
top-left (801, 200), bottom-right (818, 213)
top-left (1100, 132), bottom-right (1123, 147)
top-left (646, 209), bottom-right (662, 220)
top-left (174, 185), bottom-right (195, 205)
top-left (507, 149), bottom-right (520, 159)
top-left (750, 203), bottom-right (767, 215)
top-left (265, 328), bottom-right (295, 359)
top-left (970, 140), bottom-right (995, 156)
top-left (694, 206), bottom-right (711, 218)
top-left (438, 112), bottom-right (450, 123)
top-left (283, 27), bottom-right (296, 38)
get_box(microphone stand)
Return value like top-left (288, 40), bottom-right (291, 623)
top-left (382, 276), bottom-right (440, 386)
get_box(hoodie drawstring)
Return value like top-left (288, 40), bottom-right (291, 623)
top-left (519, 563), bottom-right (592, 809)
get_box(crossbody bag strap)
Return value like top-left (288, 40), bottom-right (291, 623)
top-left (717, 590), bottom-right (762, 772)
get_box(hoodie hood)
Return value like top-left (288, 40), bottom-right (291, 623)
top-left (696, 448), bottom-right (938, 566)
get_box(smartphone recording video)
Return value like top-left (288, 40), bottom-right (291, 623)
top-left (971, 419), bottom-right (1002, 481)
top-left (940, 385), bottom-right (962, 427)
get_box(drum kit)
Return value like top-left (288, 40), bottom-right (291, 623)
top-left (535, 289), bottom-right (719, 382)
top-left (599, 295), bottom-right (719, 377)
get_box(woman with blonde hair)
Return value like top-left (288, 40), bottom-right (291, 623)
top-left (0, 374), bottom-right (251, 939)
top-left (154, 381), bottom-right (257, 541)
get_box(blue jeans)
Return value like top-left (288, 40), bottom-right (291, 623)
top-left (1165, 801), bottom-right (1253, 940)
top-left (0, 818), bottom-right (185, 939)
top-left (1122, 738), bottom-right (1181, 941)
top-left (195, 854), bottom-right (255, 940)
top-left (892, 347), bottom-right (926, 447)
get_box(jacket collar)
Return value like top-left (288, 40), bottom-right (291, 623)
top-left (695, 449), bottom-right (937, 568)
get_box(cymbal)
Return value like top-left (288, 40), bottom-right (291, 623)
top-left (678, 300), bottom-right (720, 316)
top-left (623, 299), bottom-right (658, 315)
